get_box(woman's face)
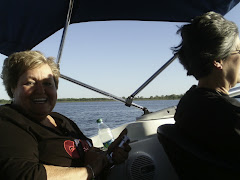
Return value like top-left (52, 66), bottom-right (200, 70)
top-left (12, 64), bottom-right (57, 121)
top-left (222, 37), bottom-right (240, 88)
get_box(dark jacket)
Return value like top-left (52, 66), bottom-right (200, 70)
top-left (175, 85), bottom-right (240, 162)
top-left (0, 104), bottom-right (91, 180)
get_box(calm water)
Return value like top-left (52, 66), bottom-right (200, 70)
top-left (53, 100), bottom-right (179, 137)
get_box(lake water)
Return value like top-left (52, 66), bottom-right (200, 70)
top-left (53, 100), bottom-right (179, 137)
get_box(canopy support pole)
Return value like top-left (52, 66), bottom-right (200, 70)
top-left (55, 0), bottom-right (151, 113)
top-left (125, 54), bottom-right (178, 107)
top-left (60, 74), bottom-right (149, 113)
top-left (56, 0), bottom-right (179, 114)
top-left (56, 0), bottom-right (74, 66)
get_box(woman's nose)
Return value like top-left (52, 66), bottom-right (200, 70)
top-left (35, 83), bottom-right (45, 94)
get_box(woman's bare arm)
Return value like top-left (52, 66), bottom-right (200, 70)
top-left (44, 165), bottom-right (93, 180)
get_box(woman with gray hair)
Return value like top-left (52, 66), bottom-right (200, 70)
top-left (0, 50), bottom-right (130, 180)
top-left (171, 11), bottom-right (240, 178)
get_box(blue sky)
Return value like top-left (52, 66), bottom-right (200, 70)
top-left (1, 4), bottom-right (240, 100)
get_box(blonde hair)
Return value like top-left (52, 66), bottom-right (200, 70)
top-left (1, 50), bottom-right (60, 98)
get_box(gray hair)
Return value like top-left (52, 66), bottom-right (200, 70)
top-left (172, 11), bottom-right (239, 79)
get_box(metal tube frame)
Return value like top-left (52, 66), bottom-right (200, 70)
top-left (55, 0), bottom-right (182, 114)
top-left (125, 54), bottom-right (178, 107)
top-left (229, 86), bottom-right (240, 97)
top-left (56, 0), bottom-right (74, 66)
top-left (56, 0), bottom-right (150, 113)
top-left (60, 74), bottom-right (147, 111)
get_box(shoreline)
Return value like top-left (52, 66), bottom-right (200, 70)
top-left (0, 95), bottom-right (183, 104)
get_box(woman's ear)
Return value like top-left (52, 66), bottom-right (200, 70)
top-left (213, 60), bottom-right (223, 70)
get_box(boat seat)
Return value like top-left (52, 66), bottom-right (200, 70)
top-left (157, 124), bottom-right (240, 180)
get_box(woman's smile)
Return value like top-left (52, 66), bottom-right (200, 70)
top-left (12, 64), bottom-right (57, 121)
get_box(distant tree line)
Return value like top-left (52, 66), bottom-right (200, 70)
top-left (57, 98), bottom-right (114, 102)
top-left (131, 94), bottom-right (183, 100)
top-left (0, 94), bottom-right (183, 104)
top-left (0, 99), bottom-right (11, 104)
top-left (57, 94), bottom-right (183, 102)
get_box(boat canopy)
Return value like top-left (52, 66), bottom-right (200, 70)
top-left (0, 0), bottom-right (239, 56)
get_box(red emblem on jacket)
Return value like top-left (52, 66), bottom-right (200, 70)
top-left (64, 140), bottom-right (80, 158)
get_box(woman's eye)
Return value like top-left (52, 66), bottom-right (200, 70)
top-left (25, 81), bottom-right (35, 86)
top-left (44, 82), bottom-right (53, 86)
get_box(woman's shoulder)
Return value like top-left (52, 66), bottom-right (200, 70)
top-left (179, 85), bottom-right (236, 110)
top-left (184, 85), bottom-right (240, 109)
top-left (0, 104), bottom-right (19, 118)
top-left (181, 85), bottom-right (216, 101)
top-left (184, 85), bottom-right (229, 99)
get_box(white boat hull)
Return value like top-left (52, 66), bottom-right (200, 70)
top-left (91, 106), bottom-right (179, 180)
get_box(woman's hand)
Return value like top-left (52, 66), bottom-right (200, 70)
top-left (84, 129), bottom-right (131, 179)
top-left (84, 147), bottom-right (108, 178)
top-left (108, 129), bottom-right (131, 164)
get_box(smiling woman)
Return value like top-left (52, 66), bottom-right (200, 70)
top-left (1, 51), bottom-right (59, 98)
top-left (1, 51), bottom-right (59, 122)
top-left (11, 64), bottom-right (58, 122)
top-left (0, 50), bottom-right (131, 180)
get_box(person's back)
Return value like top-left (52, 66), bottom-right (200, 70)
top-left (175, 85), bottom-right (240, 162)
